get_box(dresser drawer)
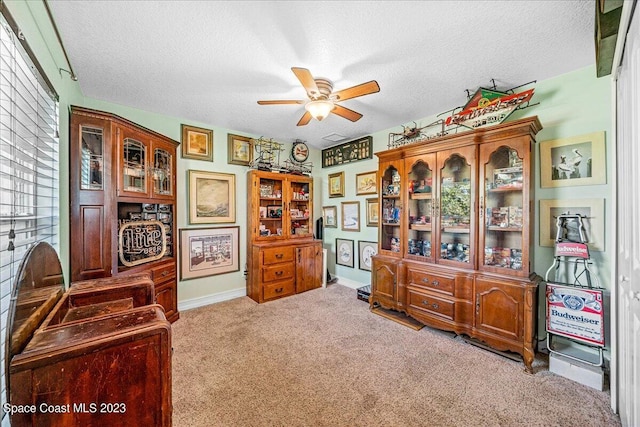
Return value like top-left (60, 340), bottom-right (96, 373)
top-left (263, 279), bottom-right (295, 301)
top-left (150, 262), bottom-right (176, 283)
top-left (406, 268), bottom-right (454, 295)
top-left (407, 290), bottom-right (454, 321)
top-left (262, 247), bottom-right (295, 265)
top-left (262, 263), bottom-right (295, 282)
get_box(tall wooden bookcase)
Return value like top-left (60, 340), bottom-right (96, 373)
top-left (69, 106), bottom-right (179, 322)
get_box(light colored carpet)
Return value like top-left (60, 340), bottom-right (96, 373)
top-left (172, 283), bottom-right (620, 427)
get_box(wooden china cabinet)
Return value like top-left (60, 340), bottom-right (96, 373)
top-left (69, 106), bottom-right (179, 322)
top-left (246, 169), bottom-right (323, 303)
top-left (371, 116), bottom-right (542, 372)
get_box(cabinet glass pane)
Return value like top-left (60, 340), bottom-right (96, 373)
top-left (258, 178), bottom-right (283, 237)
top-left (381, 166), bottom-right (401, 252)
top-left (407, 160), bottom-right (433, 258)
top-left (289, 180), bottom-right (311, 236)
top-left (80, 126), bottom-right (103, 190)
top-left (439, 154), bottom-right (471, 263)
top-left (483, 146), bottom-right (524, 270)
top-left (123, 138), bottom-right (146, 193)
top-left (153, 148), bottom-right (172, 196)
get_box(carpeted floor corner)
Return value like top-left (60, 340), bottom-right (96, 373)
top-left (171, 284), bottom-right (620, 427)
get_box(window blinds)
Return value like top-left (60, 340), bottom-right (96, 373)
top-left (0, 9), bottom-right (59, 420)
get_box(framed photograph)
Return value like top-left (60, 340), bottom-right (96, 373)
top-left (323, 206), bottom-right (337, 228)
top-left (539, 198), bottom-right (605, 251)
top-left (540, 131), bottom-right (606, 188)
top-left (227, 133), bottom-right (253, 166)
top-left (358, 240), bottom-right (378, 271)
top-left (188, 170), bottom-right (236, 224)
top-left (336, 238), bottom-right (354, 268)
top-left (341, 201), bottom-right (360, 232)
top-left (356, 171), bottom-right (377, 195)
top-left (181, 124), bottom-right (213, 161)
top-left (328, 171), bottom-right (344, 198)
top-left (366, 198), bottom-right (379, 227)
top-left (179, 226), bottom-right (240, 280)
top-left (266, 205), bottom-right (283, 218)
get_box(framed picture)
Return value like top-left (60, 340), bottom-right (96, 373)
top-left (227, 133), bottom-right (253, 166)
top-left (323, 206), bottom-right (337, 228)
top-left (358, 240), bottom-right (378, 271)
top-left (540, 131), bottom-right (606, 188)
top-left (188, 170), bottom-right (236, 223)
top-left (539, 198), bottom-right (605, 251)
top-left (322, 136), bottom-right (373, 168)
top-left (181, 124), bottom-right (213, 161)
top-left (336, 238), bottom-right (354, 268)
top-left (328, 171), bottom-right (344, 198)
top-left (179, 226), bottom-right (240, 280)
top-left (366, 197), bottom-right (379, 227)
top-left (266, 205), bottom-right (283, 219)
top-left (356, 171), bottom-right (377, 195)
top-left (341, 201), bottom-right (360, 232)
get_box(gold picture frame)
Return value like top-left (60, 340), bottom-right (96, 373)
top-left (188, 170), bottom-right (236, 223)
top-left (329, 171), bottom-right (345, 198)
top-left (179, 226), bottom-right (240, 280)
top-left (323, 206), bottom-right (337, 228)
top-left (356, 171), bottom-right (377, 195)
top-left (540, 131), bottom-right (606, 188)
top-left (182, 124), bottom-right (214, 161)
top-left (366, 197), bottom-right (379, 227)
top-left (341, 201), bottom-right (360, 232)
top-left (539, 198), bottom-right (605, 251)
top-left (227, 133), bottom-right (253, 166)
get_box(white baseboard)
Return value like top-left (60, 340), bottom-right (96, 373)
top-left (178, 287), bottom-right (246, 312)
top-left (333, 276), bottom-right (367, 289)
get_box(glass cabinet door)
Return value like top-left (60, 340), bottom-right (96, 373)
top-left (257, 176), bottom-right (284, 240)
top-left (380, 162), bottom-right (402, 254)
top-left (406, 155), bottom-right (435, 261)
top-left (288, 178), bottom-right (312, 238)
top-left (152, 147), bottom-right (172, 196)
top-left (122, 138), bottom-right (146, 193)
top-left (481, 145), bottom-right (526, 275)
top-left (80, 126), bottom-right (104, 190)
top-left (437, 151), bottom-right (473, 265)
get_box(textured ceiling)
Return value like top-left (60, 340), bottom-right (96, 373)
top-left (47, 1), bottom-right (595, 149)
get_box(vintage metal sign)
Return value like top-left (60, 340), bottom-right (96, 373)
top-left (118, 220), bottom-right (166, 267)
top-left (445, 88), bottom-right (535, 129)
top-left (546, 283), bottom-right (605, 347)
top-left (555, 241), bottom-right (590, 259)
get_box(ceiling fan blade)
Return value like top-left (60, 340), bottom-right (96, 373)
top-left (332, 80), bottom-right (380, 102)
top-left (332, 104), bottom-right (363, 122)
top-left (297, 111), bottom-right (313, 126)
top-left (291, 67), bottom-right (321, 99)
top-left (257, 100), bottom-right (305, 105)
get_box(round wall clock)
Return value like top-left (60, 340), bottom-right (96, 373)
top-left (291, 141), bottom-right (309, 163)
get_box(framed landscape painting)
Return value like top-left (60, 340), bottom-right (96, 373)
top-left (182, 124), bottom-right (213, 161)
top-left (188, 170), bottom-right (236, 223)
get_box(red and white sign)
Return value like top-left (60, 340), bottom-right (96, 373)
top-left (445, 88), bottom-right (535, 129)
top-left (555, 242), bottom-right (590, 259)
top-left (546, 283), bottom-right (604, 347)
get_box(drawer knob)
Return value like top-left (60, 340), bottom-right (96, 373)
top-left (275, 253), bottom-right (284, 259)
top-left (161, 271), bottom-right (169, 277)
top-left (432, 280), bottom-right (439, 286)
top-left (432, 303), bottom-right (439, 309)
top-left (422, 278), bottom-right (429, 284)
top-left (276, 287), bottom-right (283, 293)
top-left (422, 300), bottom-right (429, 306)
top-left (275, 271), bottom-right (284, 276)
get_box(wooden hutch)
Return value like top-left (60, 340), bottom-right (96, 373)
top-left (246, 170), bottom-right (323, 303)
top-left (371, 116), bottom-right (542, 373)
top-left (69, 106), bottom-right (179, 322)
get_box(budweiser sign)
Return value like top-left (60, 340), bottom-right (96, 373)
top-left (445, 88), bottom-right (535, 129)
top-left (555, 242), bottom-right (590, 259)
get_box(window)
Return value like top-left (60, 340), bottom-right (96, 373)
top-left (0, 7), bottom-right (59, 421)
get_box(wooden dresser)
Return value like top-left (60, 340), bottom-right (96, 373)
top-left (6, 242), bottom-right (172, 427)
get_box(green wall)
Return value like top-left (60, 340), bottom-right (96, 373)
top-left (6, 1), bottom-right (613, 322)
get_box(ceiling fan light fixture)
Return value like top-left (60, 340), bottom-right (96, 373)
top-left (305, 99), bottom-right (334, 121)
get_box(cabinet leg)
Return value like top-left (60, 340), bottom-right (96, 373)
top-left (523, 347), bottom-right (535, 374)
